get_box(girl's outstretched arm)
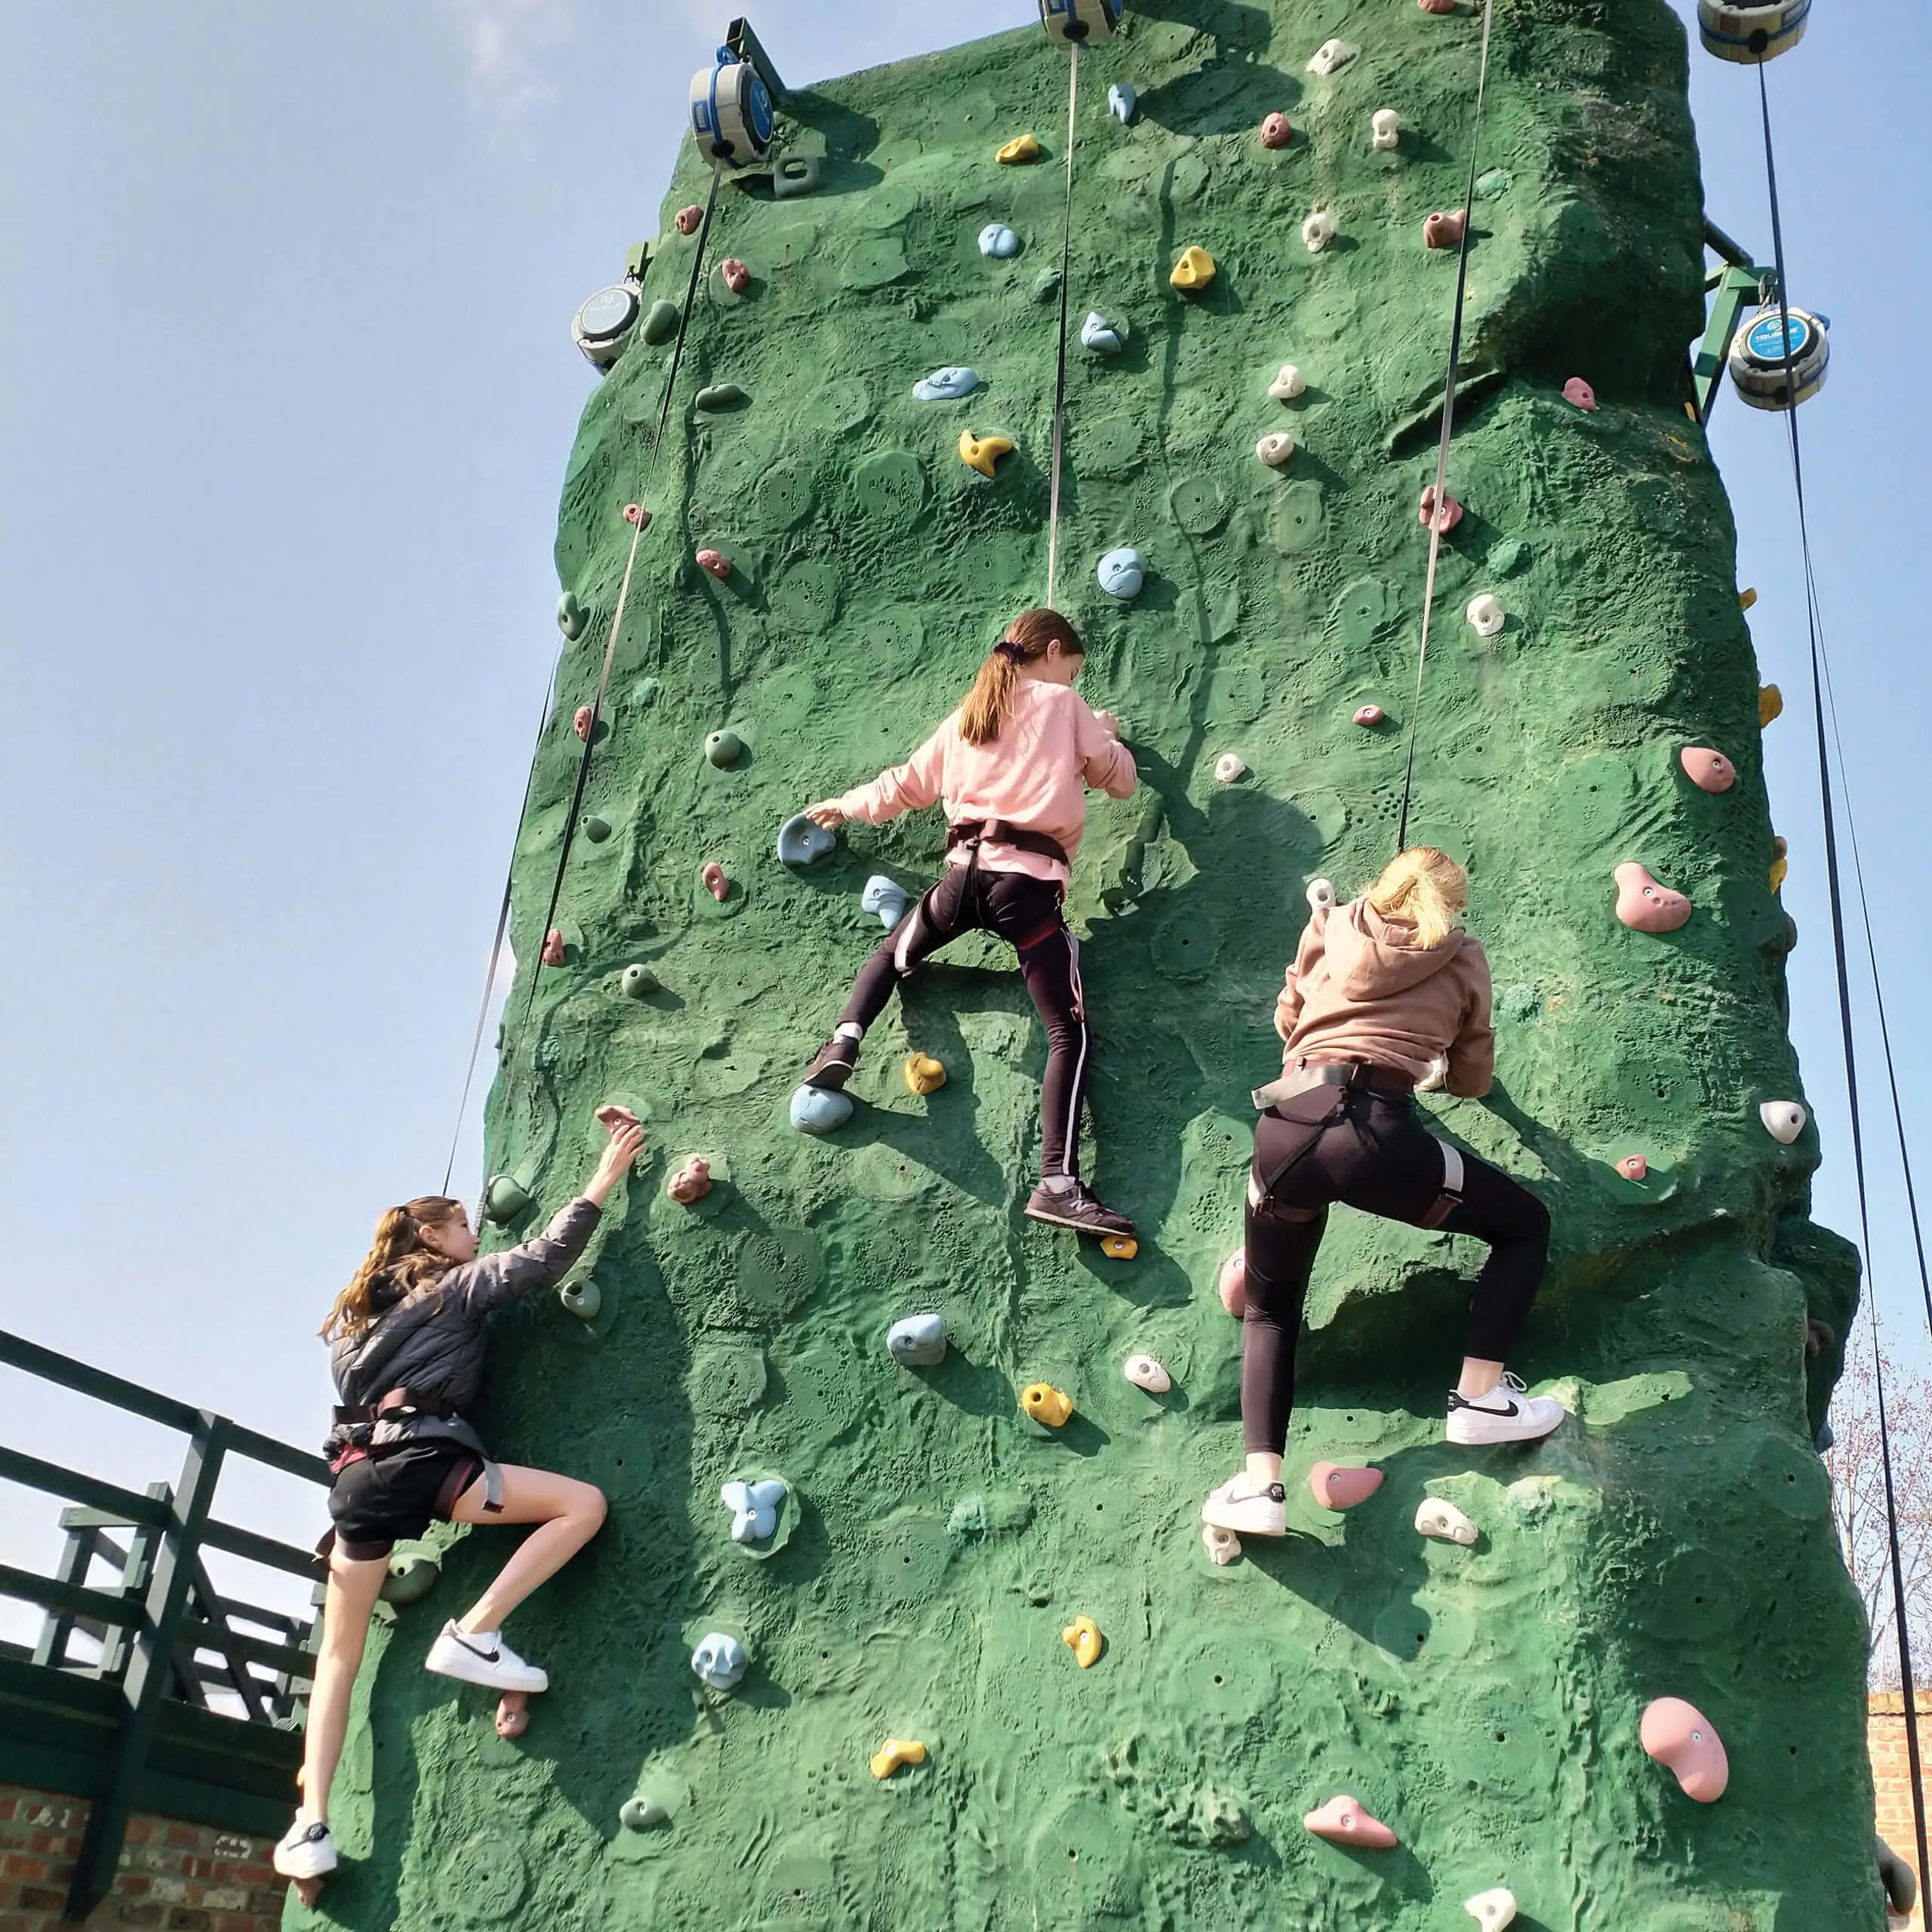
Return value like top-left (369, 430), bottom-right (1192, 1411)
top-left (806, 721), bottom-right (949, 829)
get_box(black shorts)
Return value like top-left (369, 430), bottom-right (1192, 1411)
top-left (325, 1442), bottom-right (483, 1561)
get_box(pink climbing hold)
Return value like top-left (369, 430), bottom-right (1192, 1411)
top-left (1218, 1247), bottom-right (1247, 1318)
top-left (1423, 208), bottom-right (1469, 251)
top-left (702, 861), bottom-right (729, 903)
top-left (666, 1156), bottom-right (712, 1205)
top-left (1614, 861), bottom-right (1692, 934)
top-left (1617, 1155), bottom-right (1648, 1182)
top-left (696, 549), bottom-right (731, 581)
top-left (574, 704), bottom-right (595, 741)
top-left (623, 503), bottom-right (649, 528)
top-left (1260, 112), bottom-right (1293, 149)
top-left (1641, 1697), bottom-right (1729, 1802)
top-left (1419, 0), bottom-right (1456, 12)
top-left (540, 928), bottom-right (566, 967)
top-left (1563, 376), bottom-right (1599, 411)
top-left (1304, 1795), bottom-right (1399, 1849)
top-left (1420, 485), bottom-right (1463, 533)
top-left (674, 204), bottom-right (703, 235)
top-left (1355, 704), bottom-right (1385, 728)
top-left (719, 257), bottom-right (749, 293)
top-left (1680, 746), bottom-right (1737, 793)
top-left (1309, 1462), bottom-right (1383, 1511)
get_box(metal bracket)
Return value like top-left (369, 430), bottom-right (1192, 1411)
top-left (725, 17), bottom-right (786, 106)
top-left (1690, 224), bottom-right (1781, 426)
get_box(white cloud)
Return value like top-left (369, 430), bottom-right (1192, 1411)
top-left (438, 0), bottom-right (577, 125)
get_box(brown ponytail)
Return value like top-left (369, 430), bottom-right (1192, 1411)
top-left (958, 608), bottom-right (1084, 746)
top-left (321, 1197), bottom-right (464, 1341)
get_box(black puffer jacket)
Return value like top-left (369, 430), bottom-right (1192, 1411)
top-left (325, 1198), bottom-right (600, 1458)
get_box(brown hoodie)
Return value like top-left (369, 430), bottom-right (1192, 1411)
top-left (1274, 898), bottom-right (1495, 1097)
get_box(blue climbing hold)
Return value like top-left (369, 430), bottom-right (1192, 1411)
top-left (721, 1477), bottom-right (788, 1544)
top-left (691, 1632), bottom-right (747, 1691)
top-left (913, 366), bottom-right (979, 401)
top-left (862, 875), bottom-right (910, 929)
top-left (1108, 82), bottom-right (1137, 124)
top-left (791, 1084), bottom-right (854, 1134)
top-left (888, 1312), bottom-right (947, 1368)
top-left (1097, 546), bottom-right (1146, 599)
top-left (978, 223), bottom-right (1021, 259)
top-left (1081, 311), bottom-right (1125, 354)
top-left (777, 813), bottom-right (835, 866)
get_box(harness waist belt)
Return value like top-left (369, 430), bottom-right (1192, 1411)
top-left (334, 1392), bottom-right (459, 1426)
top-left (947, 819), bottom-right (1071, 869)
top-left (1251, 1059), bottom-right (1416, 1111)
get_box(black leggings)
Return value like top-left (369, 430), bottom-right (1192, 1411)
top-left (839, 864), bottom-right (1090, 1179)
top-left (1241, 1088), bottom-right (1551, 1454)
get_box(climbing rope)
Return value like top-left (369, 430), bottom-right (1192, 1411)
top-left (1393, 0), bottom-right (1494, 857)
top-left (1044, 39), bottom-right (1080, 611)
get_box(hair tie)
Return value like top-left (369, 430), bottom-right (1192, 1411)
top-left (994, 638), bottom-right (1026, 662)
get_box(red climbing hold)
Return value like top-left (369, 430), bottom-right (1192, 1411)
top-left (1617, 1155), bottom-right (1648, 1182)
top-left (1260, 112), bottom-right (1293, 149)
top-left (720, 257), bottom-right (750, 293)
top-left (1563, 376), bottom-right (1599, 411)
top-left (496, 1692), bottom-right (530, 1740)
top-left (696, 549), bottom-right (732, 581)
top-left (702, 861), bottom-right (729, 902)
top-left (674, 204), bottom-right (703, 235)
top-left (1680, 746), bottom-right (1737, 793)
top-left (1218, 1247), bottom-right (1246, 1317)
top-left (540, 928), bottom-right (566, 967)
top-left (1641, 1697), bottom-right (1729, 1802)
top-left (1420, 485), bottom-right (1463, 532)
top-left (1424, 208), bottom-right (1469, 251)
top-left (1354, 704), bottom-right (1385, 727)
top-left (1309, 1462), bottom-right (1383, 1511)
top-left (1304, 1795), bottom-right (1398, 1849)
top-left (1614, 862), bottom-right (1692, 934)
top-left (574, 705), bottom-right (595, 741)
top-left (667, 1156), bottom-right (712, 1204)
top-left (623, 503), bottom-right (650, 528)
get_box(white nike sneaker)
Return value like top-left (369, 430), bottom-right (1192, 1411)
top-left (273, 1818), bottom-right (337, 1881)
top-left (1445, 1371), bottom-right (1567, 1447)
top-left (1200, 1473), bottom-right (1287, 1536)
top-left (425, 1621), bottom-right (549, 1693)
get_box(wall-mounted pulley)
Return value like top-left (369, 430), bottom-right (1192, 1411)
top-left (1728, 304), bottom-right (1830, 410)
top-left (689, 45), bottom-right (774, 165)
top-left (1039, 0), bottom-right (1122, 45)
top-left (1697, 0), bottom-right (1810, 64)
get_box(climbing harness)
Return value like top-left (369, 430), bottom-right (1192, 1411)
top-left (946, 817), bottom-right (1072, 871)
top-left (1393, 0), bottom-right (1494, 856)
top-left (688, 45), bottom-right (774, 167)
top-left (1043, 38), bottom-right (1081, 609)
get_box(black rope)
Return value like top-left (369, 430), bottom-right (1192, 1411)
top-left (1394, 0), bottom-right (1493, 855)
top-left (1044, 40), bottom-right (1079, 610)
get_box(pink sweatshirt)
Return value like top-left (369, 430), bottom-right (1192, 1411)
top-left (833, 678), bottom-right (1137, 882)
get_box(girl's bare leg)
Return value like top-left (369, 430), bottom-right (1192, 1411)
top-left (447, 1463), bottom-right (607, 1632)
top-left (296, 1552), bottom-right (389, 1829)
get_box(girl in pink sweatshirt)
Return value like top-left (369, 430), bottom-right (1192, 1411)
top-left (801, 608), bottom-right (1139, 1237)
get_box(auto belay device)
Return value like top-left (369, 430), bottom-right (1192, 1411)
top-left (1696, 0), bottom-right (1810, 64)
top-left (689, 44), bottom-right (774, 166)
top-left (1039, 0), bottom-right (1122, 45)
top-left (1728, 305), bottom-right (1830, 411)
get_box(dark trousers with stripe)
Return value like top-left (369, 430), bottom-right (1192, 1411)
top-left (838, 864), bottom-right (1090, 1180)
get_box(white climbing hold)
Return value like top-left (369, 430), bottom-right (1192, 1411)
top-left (1123, 1354), bottom-right (1171, 1393)
top-left (691, 1632), bottom-right (747, 1691)
top-left (1307, 878), bottom-right (1337, 912)
top-left (721, 1478), bottom-right (787, 1544)
top-left (1417, 1054), bottom-right (1449, 1094)
top-left (1307, 38), bottom-right (1358, 75)
top-left (1254, 432), bottom-right (1295, 469)
top-left (888, 1312), bottom-right (946, 1367)
top-left (1760, 1100), bottom-right (1807, 1145)
top-left (862, 875), bottom-right (909, 930)
top-left (1416, 1497), bottom-right (1479, 1546)
top-left (1269, 363), bottom-right (1306, 401)
top-left (1202, 1522), bottom-right (1243, 1565)
top-left (1371, 108), bottom-right (1401, 151)
top-left (1108, 82), bottom-right (1137, 124)
top-left (1466, 592), bottom-right (1504, 637)
top-left (1465, 1889), bottom-right (1518, 1932)
top-left (1302, 211), bottom-right (1336, 253)
top-left (1214, 753), bottom-right (1247, 784)
top-left (1081, 310), bottom-right (1125, 353)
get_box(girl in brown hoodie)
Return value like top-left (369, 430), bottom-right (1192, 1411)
top-left (1201, 848), bottom-right (1563, 1540)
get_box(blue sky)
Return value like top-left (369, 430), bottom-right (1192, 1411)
top-left (0, 1), bottom-right (1924, 1625)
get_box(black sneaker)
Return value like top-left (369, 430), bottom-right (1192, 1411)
top-left (802, 1036), bottom-right (858, 1091)
top-left (1023, 1182), bottom-right (1137, 1238)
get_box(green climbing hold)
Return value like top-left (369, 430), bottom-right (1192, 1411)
top-left (583, 814), bottom-right (611, 844)
top-left (694, 383), bottom-right (749, 411)
top-left (557, 592), bottom-right (586, 640)
top-left (379, 1552), bottom-right (440, 1606)
top-left (620, 1796), bottom-right (669, 1832)
top-left (620, 963), bottom-right (660, 998)
top-left (639, 299), bottom-right (678, 345)
top-left (484, 1175), bottom-right (531, 1224)
top-left (559, 1278), bottom-right (601, 1319)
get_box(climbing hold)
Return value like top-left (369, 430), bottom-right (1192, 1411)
top-left (1355, 704), bottom-right (1385, 727)
top-left (1202, 1523), bottom-right (1243, 1564)
top-left (619, 1796), bottom-right (669, 1832)
top-left (1420, 485), bottom-right (1463, 531)
top-left (1415, 1497), bottom-right (1479, 1546)
top-left (888, 1312), bottom-right (947, 1367)
top-left (1307, 878), bottom-right (1337, 912)
top-left (718, 257), bottom-right (749, 294)
top-left (1640, 1697), bottom-right (1729, 1801)
top-left (903, 1052), bottom-right (946, 1096)
top-left (691, 1632), bottom-right (747, 1692)
top-left (1217, 1247), bottom-right (1246, 1316)
top-left (540, 928), bottom-right (567, 967)
top-left (702, 861), bottom-right (730, 902)
top-left (1617, 1155), bottom-right (1649, 1182)
top-left (1097, 547), bottom-right (1146, 599)
top-left (1254, 432), bottom-right (1295, 469)
top-left (1080, 311), bottom-right (1125, 353)
top-left (1371, 108), bottom-right (1401, 151)
top-left (869, 1738), bottom-right (926, 1780)
top-left (1269, 363), bottom-right (1306, 401)
top-left (1259, 112), bottom-right (1293, 149)
top-left (1698, 0), bottom-right (1808, 65)
top-left (1760, 1100), bottom-right (1807, 1144)
top-left (1214, 753), bottom-right (1246, 784)
top-left (1465, 1889), bottom-right (1518, 1930)
top-left (1309, 1462), bottom-right (1383, 1511)
top-left (1040, 0), bottom-right (1122, 44)
top-left (695, 548), bottom-right (732, 580)
top-left (1740, 586), bottom-right (1758, 612)
top-left (862, 875), bottom-right (910, 929)
top-left (1021, 1382), bottom-right (1074, 1428)
top-left (573, 704), bottom-right (595, 741)
top-left (996, 133), bottom-right (1041, 165)
top-left (620, 962), bottom-right (658, 999)
top-left (773, 154), bottom-right (821, 199)
top-left (1101, 1235), bottom-right (1138, 1260)
top-left (1424, 208), bottom-right (1469, 251)
top-left (495, 1691), bottom-right (529, 1739)
top-left (1421, 0), bottom-right (1457, 10)
top-left (1759, 683), bottom-right (1783, 726)
top-left (559, 1278), bottom-right (601, 1320)
top-left (623, 503), bottom-right (649, 527)
top-left (1061, 1616), bottom-right (1103, 1668)
top-left (674, 204), bottom-right (703, 235)
top-left (1877, 1835), bottom-right (1918, 1921)
top-left (583, 816), bottom-right (610, 849)
top-left (1769, 835), bottom-right (1789, 894)
top-left (485, 1175), bottom-right (531, 1223)
top-left (666, 1156), bottom-right (712, 1204)
top-left (721, 1477), bottom-right (788, 1545)
top-left (1613, 861), bottom-right (1692, 934)
top-left (1108, 82), bottom-right (1137, 124)
top-left (1123, 1354), bottom-right (1171, 1393)
top-left (913, 365), bottom-right (979, 401)
top-left (380, 1551), bottom-right (441, 1605)
top-left (704, 728), bottom-right (741, 768)
top-left (1303, 1795), bottom-right (1398, 1848)
top-left (958, 430), bottom-right (1014, 478)
top-left (777, 814), bottom-right (836, 866)
top-left (791, 1084), bottom-right (853, 1134)
top-left (1169, 245), bottom-right (1217, 291)
top-left (1032, 266), bottom-right (1063, 304)
top-left (694, 383), bottom-right (748, 412)
top-left (640, 299), bottom-right (679, 345)
top-left (557, 592), bottom-right (586, 639)
top-left (1563, 376), bottom-right (1599, 411)
top-left (1306, 38), bottom-right (1358, 75)
top-left (1680, 746), bottom-right (1737, 792)
top-left (977, 223), bottom-right (1021, 259)
top-left (1301, 211), bottom-right (1336, 253)
top-left (1466, 593), bottom-right (1504, 637)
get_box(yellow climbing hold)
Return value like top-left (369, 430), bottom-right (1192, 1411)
top-left (1061, 1616), bottom-right (1103, 1668)
top-left (1770, 835), bottom-right (1789, 894)
top-left (958, 429), bottom-right (1013, 478)
top-left (1758, 683), bottom-right (1783, 728)
top-left (1021, 1382), bottom-right (1074, 1428)
top-left (1169, 245), bottom-right (1217, 291)
top-left (869, 1738), bottom-right (927, 1780)
top-left (1100, 1235), bottom-right (1137, 1260)
top-left (1740, 586), bottom-right (1758, 612)
top-left (903, 1052), bottom-right (946, 1096)
top-left (996, 133), bottom-right (1041, 165)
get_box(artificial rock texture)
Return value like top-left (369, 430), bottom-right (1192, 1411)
top-left (294, 4), bottom-right (1878, 1929)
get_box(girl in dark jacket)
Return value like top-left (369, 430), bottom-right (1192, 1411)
top-left (273, 1106), bottom-right (643, 1890)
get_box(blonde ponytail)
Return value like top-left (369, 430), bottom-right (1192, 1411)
top-left (1365, 847), bottom-right (1469, 950)
top-left (958, 608), bottom-right (1084, 746)
top-left (321, 1197), bottom-right (463, 1341)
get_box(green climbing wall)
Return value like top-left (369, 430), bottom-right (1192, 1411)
top-left (293, 3), bottom-right (1884, 1927)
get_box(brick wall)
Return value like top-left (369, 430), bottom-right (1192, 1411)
top-left (0, 1785), bottom-right (288, 1932)
top-left (1872, 1694), bottom-right (1927, 1926)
